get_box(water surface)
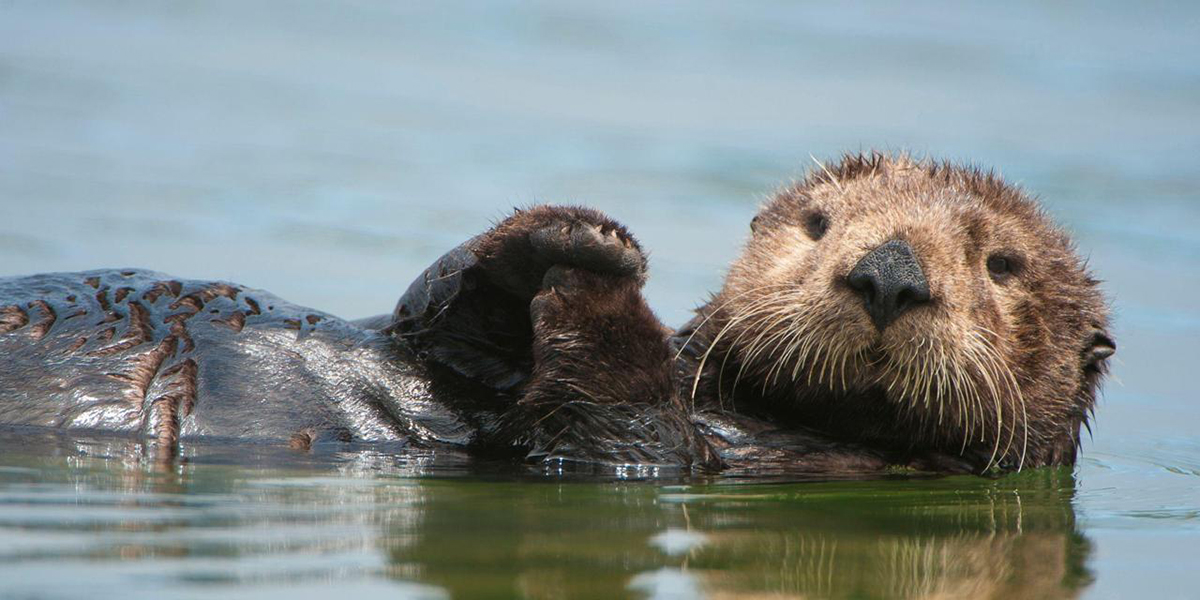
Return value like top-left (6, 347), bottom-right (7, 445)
top-left (1, 1), bottom-right (1198, 598)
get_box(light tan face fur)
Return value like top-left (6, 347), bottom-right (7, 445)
top-left (712, 154), bottom-right (1111, 469)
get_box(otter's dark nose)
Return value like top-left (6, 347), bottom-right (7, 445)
top-left (846, 239), bottom-right (932, 331)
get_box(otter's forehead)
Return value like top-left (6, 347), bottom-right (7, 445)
top-left (793, 157), bottom-right (1036, 218)
top-left (766, 155), bottom-right (1071, 258)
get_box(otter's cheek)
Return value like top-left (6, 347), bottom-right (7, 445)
top-left (762, 258), bottom-right (803, 286)
top-left (759, 238), bottom-right (816, 283)
top-left (819, 289), bottom-right (876, 343)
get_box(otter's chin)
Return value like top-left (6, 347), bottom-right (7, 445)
top-left (784, 316), bottom-right (1032, 468)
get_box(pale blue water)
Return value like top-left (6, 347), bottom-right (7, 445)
top-left (1, 2), bottom-right (1198, 598)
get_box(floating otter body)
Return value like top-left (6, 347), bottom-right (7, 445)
top-left (0, 271), bottom-right (471, 455)
top-left (0, 154), bottom-right (1113, 474)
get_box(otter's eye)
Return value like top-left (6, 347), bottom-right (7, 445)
top-left (804, 212), bottom-right (829, 241)
top-left (987, 254), bottom-right (1019, 281)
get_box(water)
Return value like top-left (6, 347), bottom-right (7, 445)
top-left (0, 1), bottom-right (1197, 598)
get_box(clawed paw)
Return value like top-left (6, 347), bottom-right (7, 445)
top-left (474, 205), bottom-right (649, 297)
top-left (529, 220), bottom-right (645, 281)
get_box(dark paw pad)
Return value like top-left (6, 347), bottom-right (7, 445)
top-left (529, 221), bottom-right (645, 280)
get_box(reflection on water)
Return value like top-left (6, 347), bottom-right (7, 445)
top-left (675, 471), bottom-right (1090, 599)
top-left (0, 430), bottom-right (1089, 599)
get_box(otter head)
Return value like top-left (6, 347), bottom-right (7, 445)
top-left (708, 153), bottom-right (1113, 471)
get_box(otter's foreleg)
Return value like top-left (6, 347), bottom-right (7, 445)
top-left (389, 206), bottom-right (713, 467)
top-left (390, 205), bottom-right (649, 391)
top-left (492, 266), bottom-right (716, 468)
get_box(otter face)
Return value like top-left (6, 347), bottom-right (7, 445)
top-left (714, 154), bottom-right (1113, 470)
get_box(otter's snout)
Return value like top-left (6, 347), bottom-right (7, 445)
top-left (847, 239), bottom-right (931, 331)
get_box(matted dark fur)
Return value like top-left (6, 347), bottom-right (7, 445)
top-left (0, 153), bottom-right (1113, 475)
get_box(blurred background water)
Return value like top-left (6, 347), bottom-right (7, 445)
top-left (0, 1), bottom-right (1197, 598)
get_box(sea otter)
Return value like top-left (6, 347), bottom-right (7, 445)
top-left (0, 153), bottom-right (1113, 474)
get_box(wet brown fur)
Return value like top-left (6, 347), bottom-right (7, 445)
top-left (683, 152), bottom-right (1113, 471)
top-left (0, 153), bottom-right (1113, 474)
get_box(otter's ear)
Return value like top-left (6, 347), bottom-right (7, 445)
top-left (1085, 330), bottom-right (1115, 373)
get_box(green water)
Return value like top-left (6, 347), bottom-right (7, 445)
top-left (0, 431), bottom-right (1093, 599)
top-left (1, 1), bottom-right (1198, 598)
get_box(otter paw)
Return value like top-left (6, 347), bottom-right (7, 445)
top-left (541, 263), bottom-right (609, 293)
top-left (528, 266), bottom-right (647, 339)
top-left (528, 219), bottom-right (645, 281)
top-left (474, 206), bottom-right (648, 297)
top-left (529, 265), bottom-right (612, 318)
